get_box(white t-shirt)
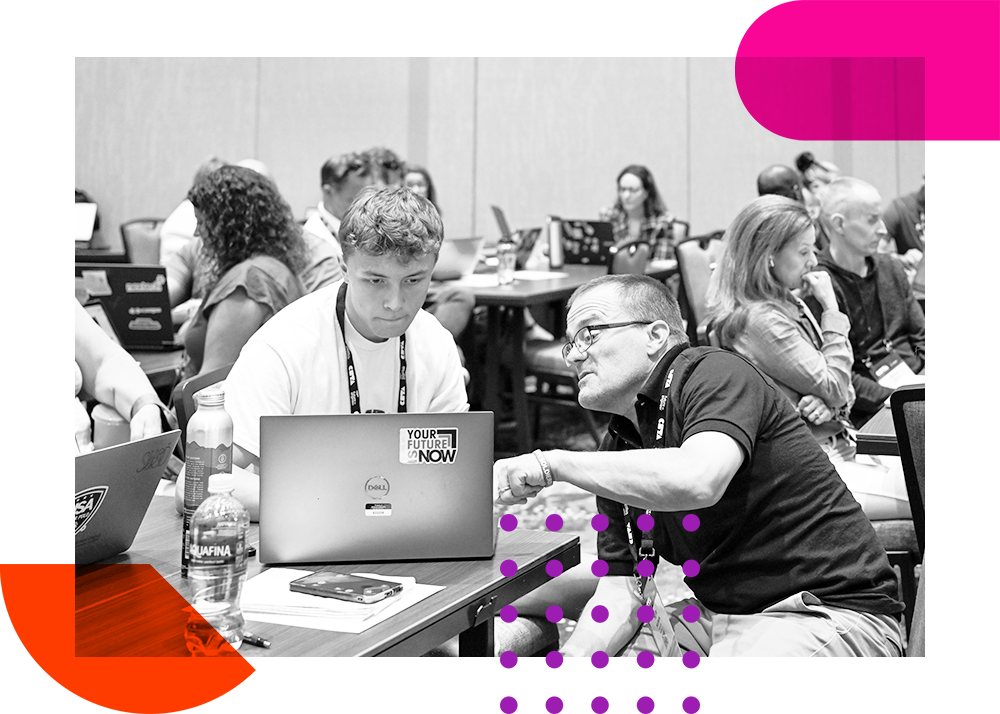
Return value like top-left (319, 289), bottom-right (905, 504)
top-left (225, 280), bottom-right (469, 459)
top-left (302, 203), bottom-right (342, 257)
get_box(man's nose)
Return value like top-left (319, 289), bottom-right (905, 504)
top-left (383, 284), bottom-right (403, 311)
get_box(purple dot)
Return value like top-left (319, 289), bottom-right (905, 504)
top-left (682, 559), bottom-right (700, 578)
top-left (592, 605), bottom-right (609, 623)
top-left (592, 697), bottom-right (609, 714)
top-left (546, 559), bottom-right (564, 577)
top-left (546, 514), bottom-right (563, 531)
top-left (546, 697), bottom-right (563, 714)
top-left (591, 559), bottom-right (610, 577)
top-left (500, 559), bottom-right (518, 577)
top-left (636, 559), bottom-right (655, 578)
top-left (500, 605), bottom-right (518, 623)
top-left (637, 650), bottom-right (655, 668)
top-left (591, 513), bottom-right (609, 531)
top-left (682, 650), bottom-right (700, 669)
top-left (682, 697), bottom-right (700, 714)
top-left (682, 514), bottom-right (700, 532)
top-left (500, 696), bottom-right (518, 713)
top-left (682, 605), bottom-right (701, 623)
top-left (638, 696), bottom-right (655, 713)
top-left (545, 605), bottom-right (564, 623)
top-left (591, 650), bottom-right (609, 668)
top-left (637, 513), bottom-right (655, 531)
top-left (500, 650), bottom-right (517, 668)
top-left (545, 650), bottom-right (563, 668)
top-left (500, 514), bottom-right (518, 531)
top-left (637, 605), bottom-right (654, 623)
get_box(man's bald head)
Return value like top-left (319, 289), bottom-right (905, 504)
top-left (757, 165), bottom-right (803, 202)
top-left (819, 177), bottom-right (886, 261)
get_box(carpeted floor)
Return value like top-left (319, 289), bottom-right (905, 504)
top-left (494, 403), bottom-right (694, 645)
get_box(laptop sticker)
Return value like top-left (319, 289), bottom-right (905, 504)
top-left (75, 485), bottom-right (109, 535)
top-left (399, 427), bottom-right (458, 465)
top-left (81, 270), bottom-right (113, 297)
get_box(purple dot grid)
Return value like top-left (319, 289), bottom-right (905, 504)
top-left (591, 559), bottom-right (609, 577)
top-left (546, 697), bottom-right (564, 714)
top-left (499, 604), bottom-right (518, 623)
top-left (500, 650), bottom-right (517, 668)
top-left (545, 650), bottom-right (563, 668)
top-left (637, 605), bottom-right (655, 623)
top-left (546, 513), bottom-right (564, 531)
top-left (500, 559), bottom-right (517, 577)
top-left (637, 650), bottom-right (655, 668)
top-left (545, 605), bottom-right (564, 623)
top-left (682, 650), bottom-right (700, 669)
top-left (638, 696), bottom-right (655, 713)
top-left (636, 513), bottom-right (655, 531)
top-left (682, 605), bottom-right (701, 623)
top-left (682, 559), bottom-right (700, 578)
top-left (500, 514), bottom-right (518, 531)
top-left (591, 513), bottom-right (609, 531)
top-left (636, 558), bottom-right (655, 578)
top-left (545, 559), bottom-right (564, 577)
top-left (682, 696), bottom-right (701, 713)
top-left (500, 696), bottom-right (518, 713)
top-left (592, 697), bottom-right (610, 714)
top-left (591, 650), bottom-right (609, 668)
top-left (682, 514), bottom-right (700, 532)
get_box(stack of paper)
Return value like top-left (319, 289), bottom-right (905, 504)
top-left (240, 569), bottom-right (444, 634)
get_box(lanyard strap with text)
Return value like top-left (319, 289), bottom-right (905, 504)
top-left (335, 282), bottom-right (407, 414)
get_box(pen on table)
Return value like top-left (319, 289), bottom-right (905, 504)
top-left (242, 631), bottom-right (270, 649)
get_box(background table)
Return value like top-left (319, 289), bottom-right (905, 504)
top-left (856, 406), bottom-right (899, 456)
top-left (81, 495), bottom-right (580, 657)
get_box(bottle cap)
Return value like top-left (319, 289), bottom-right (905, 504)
top-left (207, 472), bottom-right (235, 493)
top-left (196, 386), bottom-right (226, 407)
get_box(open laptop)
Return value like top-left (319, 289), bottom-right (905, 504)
top-left (559, 219), bottom-right (616, 266)
top-left (75, 202), bottom-right (98, 245)
top-left (75, 264), bottom-right (180, 351)
top-left (75, 429), bottom-right (181, 565)
top-left (432, 236), bottom-right (485, 281)
top-left (490, 205), bottom-right (542, 269)
top-left (258, 412), bottom-right (496, 565)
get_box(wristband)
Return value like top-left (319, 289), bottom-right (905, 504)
top-left (532, 449), bottom-right (554, 488)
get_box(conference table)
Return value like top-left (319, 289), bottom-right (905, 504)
top-left (455, 261), bottom-right (677, 453)
top-left (80, 495), bottom-right (580, 657)
top-left (856, 406), bottom-right (899, 457)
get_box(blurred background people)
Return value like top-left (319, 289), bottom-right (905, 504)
top-left (599, 164), bottom-right (677, 259)
top-left (159, 156), bottom-right (228, 264)
top-left (757, 164), bottom-right (804, 202)
top-left (794, 151), bottom-right (841, 226)
top-left (179, 165), bottom-right (306, 381)
top-left (402, 164), bottom-right (437, 209)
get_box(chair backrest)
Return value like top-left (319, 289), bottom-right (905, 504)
top-left (695, 317), bottom-right (721, 347)
top-left (675, 233), bottom-right (724, 343)
top-left (121, 218), bottom-right (164, 265)
top-left (609, 241), bottom-right (651, 275)
top-left (171, 362), bottom-right (235, 447)
top-left (671, 219), bottom-right (690, 245)
top-left (890, 384), bottom-right (925, 556)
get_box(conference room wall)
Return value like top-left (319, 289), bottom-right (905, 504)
top-left (76, 57), bottom-right (924, 249)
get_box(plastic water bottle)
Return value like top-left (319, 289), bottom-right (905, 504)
top-left (185, 472), bottom-right (249, 655)
top-left (547, 215), bottom-right (564, 269)
top-left (182, 386), bottom-right (233, 578)
top-left (497, 235), bottom-right (517, 285)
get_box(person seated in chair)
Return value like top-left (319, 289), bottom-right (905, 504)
top-left (756, 164), bottom-right (804, 202)
top-left (202, 187), bottom-right (469, 519)
top-left (495, 274), bottom-right (904, 658)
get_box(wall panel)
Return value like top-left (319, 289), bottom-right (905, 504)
top-left (474, 58), bottom-right (688, 241)
top-left (426, 58), bottom-right (476, 238)
top-left (76, 58), bottom-right (258, 248)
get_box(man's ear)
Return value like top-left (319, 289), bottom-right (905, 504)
top-left (645, 320), bottom-right (671, 358)
top-left (830, 212), bottom-right (846, 234)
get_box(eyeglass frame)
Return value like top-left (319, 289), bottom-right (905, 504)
top-left (561, 321), bottom-right (652, 361)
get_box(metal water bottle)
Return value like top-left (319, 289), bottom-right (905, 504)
top-left (181, 387), bottom-right (233, 578)
top-left (547, 215), bottom-right (564, 269)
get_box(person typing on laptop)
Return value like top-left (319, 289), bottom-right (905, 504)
top-left (189, 187), bottom-right (469, 520)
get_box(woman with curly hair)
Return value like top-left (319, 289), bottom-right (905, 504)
top-left (179, 165), bottom-right (306, 380)
top-left (598, 164), bottom-right (677, 258)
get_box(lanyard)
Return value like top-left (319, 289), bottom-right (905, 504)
top-left (623, 503), bottom-right (655, 599)
top-left (335, 282), bottom-right (407, 414)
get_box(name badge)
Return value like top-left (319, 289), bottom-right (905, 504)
top-left (643, 579), bottom-right (681, 657)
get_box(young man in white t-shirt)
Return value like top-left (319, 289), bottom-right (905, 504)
top-left (178, 186), bottom-right (469, 519)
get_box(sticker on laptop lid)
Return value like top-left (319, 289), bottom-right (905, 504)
top-left (81, 270), bottom-right (113, 297)
top-left (399, 427), bottom-right (458, 465)
top-left (75, 485), bottom-right (109, 534)
top-left (365, 503), bottom-right (392, 517)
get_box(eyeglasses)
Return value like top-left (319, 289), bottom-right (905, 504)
top-left (561, 321), bottom-right (651, 361)
top-left (618, 185), bottom-right (644, 195)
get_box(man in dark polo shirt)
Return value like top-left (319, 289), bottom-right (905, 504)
top-left (811, 177), bottom-right (925, 425)
top-left (495, 274), bottom-right (903, 657)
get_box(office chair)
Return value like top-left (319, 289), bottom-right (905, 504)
top-left (171, 363), bottom-right (235, 450)
top-left (674, 232), bottom-right (724, 344)
top-left (120, 218), bottom-right (165, 265)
